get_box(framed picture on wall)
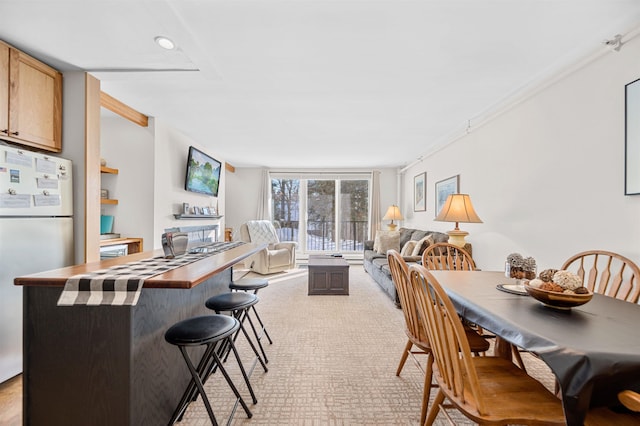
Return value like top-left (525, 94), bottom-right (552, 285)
top-left (414, 172), bottom-right (426, 211)
top-left (435, 175), bottom-right (459, 216)
top-left (626, 77), bottom-right (640, 195)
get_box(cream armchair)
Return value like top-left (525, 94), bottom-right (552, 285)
top-left (240, 220), bottom-right (297, 274)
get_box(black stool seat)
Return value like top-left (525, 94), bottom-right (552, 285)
top-left (206, 292), bottom-right (258, 312)
top-left (229, 278), bottom-right (268, 291)
top-left (165, 315), bottom-right (237, 346)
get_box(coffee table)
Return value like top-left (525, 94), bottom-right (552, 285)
top-left (308, 255), bottom-right (349, 295)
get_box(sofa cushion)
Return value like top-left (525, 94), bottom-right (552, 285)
top-left (374, 230), bottom-right (400, 255)
top-left (372, 257), bottom-right (389, 270)
top-left (411, 235), bottom-right (434, 257)
top-left (400, 240), bottom-right (418, 257)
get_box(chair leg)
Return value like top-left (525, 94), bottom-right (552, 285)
top-left (420, 352), bottom-right (435, 426)
top-left (396, 339), bottom-right (413, 376)
top-left (250, 304), bottom-right (273, 344)
top-left (176, 346), bottom-right (218, 426)
top-left (244, 309), bottom-right (269, 364)
top-left (512, 345), bottom-right (527, 373)
top-left (211, 347), bottom-right (253, 419)
top-left (425, 389), bottom-right (445, 426)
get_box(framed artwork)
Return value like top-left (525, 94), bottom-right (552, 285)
top-left (202, 207), bottom-right (211, 215)
top-left (413, 172), bottom-right (426, 211)
top-left (435, 175), bottom-right (459, 216)
top-left (626, 77), bottom-right (640, 195)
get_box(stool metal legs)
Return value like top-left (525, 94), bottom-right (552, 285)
top-left (169, 337), bottom-right (255, 425)
top-left (223, 307), bottom-right (269, 373)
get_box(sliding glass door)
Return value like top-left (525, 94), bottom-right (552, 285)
top-left (271, 173), bottom-right (369, 254)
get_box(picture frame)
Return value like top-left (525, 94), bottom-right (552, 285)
top-left (192, 206), bottom-right (201, 215)
top-left (625, 77), bottom-right (640, 195)
top-left (413, 172), bottom-right (426, 211)
top-left (435, 175), bottom-right (460, 216)
top-left (202, 206), bottom-right (211, 215)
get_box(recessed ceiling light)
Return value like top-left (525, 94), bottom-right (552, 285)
top-left (154, 36), bottom-right (175, 50)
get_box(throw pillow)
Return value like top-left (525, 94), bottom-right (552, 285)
top-left (400, 240), bottom-right (418, 257)
top-left (375, 230), bottom-right (400, 255)
top-left (411, 235), bottom-right (434, 257)
top-left (374, 230), bottom-right (393, 252)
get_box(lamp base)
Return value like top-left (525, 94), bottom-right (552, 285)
top-left (387, 223), bottom-right (398, 231)
top-left (447, 229), bottom-right (469, 248)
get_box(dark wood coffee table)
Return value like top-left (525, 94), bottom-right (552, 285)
top-left (308, 255), bottom-right (349, 295)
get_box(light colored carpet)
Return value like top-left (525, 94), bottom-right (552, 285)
top-left (180, 266), bottom-right (557, 425)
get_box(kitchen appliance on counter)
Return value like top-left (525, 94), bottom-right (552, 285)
top-left (0, 143), bottom-right (74, 383)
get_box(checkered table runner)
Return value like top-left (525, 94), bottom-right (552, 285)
top-left (57, 251), bottom-right (212, 306)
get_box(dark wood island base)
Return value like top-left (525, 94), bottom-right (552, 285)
top-left (16, 243), bottom-right (264, 426)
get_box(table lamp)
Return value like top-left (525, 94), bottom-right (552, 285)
top-left (434, 194), bottom-right (482, 247)
top-left (383, 205), bottom-right (403, 230)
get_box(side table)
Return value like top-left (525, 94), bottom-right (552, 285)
top-left (308, 255), bottom-right (349, 295)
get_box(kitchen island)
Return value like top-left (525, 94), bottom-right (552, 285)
top-left (14, 243), bottom-right (265, 426)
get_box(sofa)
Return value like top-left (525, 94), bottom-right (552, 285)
top-left (363, 227), bottom-right (463, 307)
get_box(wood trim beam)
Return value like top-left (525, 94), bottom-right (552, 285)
top-left (225, 162), bottom-right (235, 173)
top-left (100, 91), bottom-right (148, 127)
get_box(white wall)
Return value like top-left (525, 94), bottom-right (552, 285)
top-left (225, 167), bottom-right (400, 244)
top-left (401, 35), bottom-right (640, 271)
top-left (100, 113), bottom-right (155, 247)
top-left (152, 119), bottom-right (226, 248)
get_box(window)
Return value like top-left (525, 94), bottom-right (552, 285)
top-left (271, 173), bottom-right (370, 254)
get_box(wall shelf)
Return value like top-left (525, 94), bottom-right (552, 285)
top-left (173, 214), bottom-right (222, 220)
top-left (100, 166), bottom-right (119, 174)
top-left (101, 199), bottom-right (118, 205)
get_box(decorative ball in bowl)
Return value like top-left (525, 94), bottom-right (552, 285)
top-left (524, 282), bottom-right (593, 310)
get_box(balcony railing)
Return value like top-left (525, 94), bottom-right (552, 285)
top-left (274, 219), bottom-right (368, 252)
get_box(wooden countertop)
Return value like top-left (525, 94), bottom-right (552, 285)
top-left (15, 242), bottom-right (265, 289)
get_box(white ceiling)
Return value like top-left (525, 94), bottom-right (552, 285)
top-left (2, 1), bottom-right (640, 168)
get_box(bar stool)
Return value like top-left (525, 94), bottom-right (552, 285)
top-left (165, 315), bottom-right (256, 425)
top-left (229, 278), bottom-right (273, 346)
top-left (205, 292), bottom-right (269, 373)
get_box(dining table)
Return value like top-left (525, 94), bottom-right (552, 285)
top-left (428, 270), bottom-right (640, 426)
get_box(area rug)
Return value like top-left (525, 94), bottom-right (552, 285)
top-left (180, 266), bottom-right (555, 425)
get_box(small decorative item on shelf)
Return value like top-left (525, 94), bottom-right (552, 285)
top-left (505, 253), bottom-right (537, 281)
top-left (100, 189), bottom-right (109, 199)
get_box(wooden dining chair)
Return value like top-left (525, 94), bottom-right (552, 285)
top-left (421, 243), bottom-right (530, 370)
top-left (387, 250), bottom-right (490, 425)
top-left (584, 390), bottom-right (640, 425)
top-left (619, 390), bottom-right (640, 412)
top-left (407, 263), bottom-right (566, 426)
top-left (387, 250), bottom-right (434, 425)
top-left (561, 250), bottom-right (640, 302)
top-left (421, 242), bottom-right (475, 271)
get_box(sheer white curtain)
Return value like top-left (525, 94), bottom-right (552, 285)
top-left (370, 170), bottom-right (381, 241)
top-left (256, 168), bottom-right (271, 220)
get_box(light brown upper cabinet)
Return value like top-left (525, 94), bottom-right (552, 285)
top-left (0, 40), bottom-right (62, 152)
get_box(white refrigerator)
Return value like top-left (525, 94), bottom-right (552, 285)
top-left (0, 143), bottom-right (74, 384)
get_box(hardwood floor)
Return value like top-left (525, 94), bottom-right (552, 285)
top-left (0, 374), bottom-right (21, 426)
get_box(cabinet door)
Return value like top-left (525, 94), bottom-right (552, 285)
top-left (0, 43), bottom-right (8, 136)
top-left (8, 48), bottom-right (62, 152)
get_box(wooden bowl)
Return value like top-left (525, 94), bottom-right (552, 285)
top-left (524, 283), bottom-right (593, 310)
